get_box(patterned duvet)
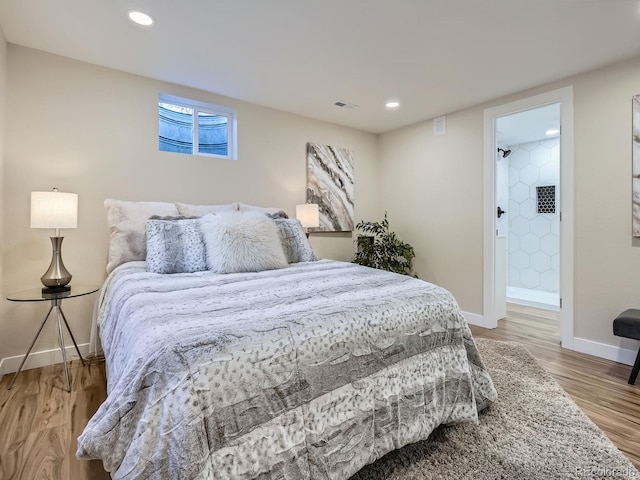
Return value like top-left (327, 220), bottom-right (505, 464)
top-left (77, 260), bottom-right (497, 479)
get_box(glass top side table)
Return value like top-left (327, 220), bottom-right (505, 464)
top-left (6, 284), bottom-right (99, 392)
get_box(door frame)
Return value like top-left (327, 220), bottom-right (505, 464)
top-left (482, 86), bottom-right (575, 350)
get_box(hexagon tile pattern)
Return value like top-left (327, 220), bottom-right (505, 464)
top-left (506, 138), bottom-right (560, 293)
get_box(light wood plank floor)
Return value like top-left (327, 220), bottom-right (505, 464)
top-left (0, 303), bottom-right (638, 478)
top-left (470, 303), bottom-right (640, 470)
top-left (0, 358), bottom-right (110, 479)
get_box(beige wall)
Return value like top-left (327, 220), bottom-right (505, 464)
top-left (1, 45), bottom-right (379, 363)
top-left (380, 54), bottom-right (640, 350)
top-left (5, 42), bottom-right (640, 368)
top-left (379, 109), bottom-right (484, 313)
top-left (0, 29), bottom-right (6, 363)
top-left (571, 57), bottom-right (640, 347)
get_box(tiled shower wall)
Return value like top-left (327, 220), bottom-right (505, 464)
top-left (507, 138), bottom-right (560, 293)
top-left (496, 152), bottom-right (509, 237)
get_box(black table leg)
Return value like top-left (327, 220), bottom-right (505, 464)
top-left (629, 347), bottom-right (640, 385)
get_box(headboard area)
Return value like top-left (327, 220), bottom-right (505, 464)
top-left (104, 199), bottom-right (290, 274)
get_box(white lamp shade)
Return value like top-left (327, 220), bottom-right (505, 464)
top-left (296, 203), bottom-right (320, 229)
top-left (31, 191), bottom-right (78, 229)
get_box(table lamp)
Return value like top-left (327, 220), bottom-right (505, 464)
top-left (296, 203), bottom-right (319, 237)
top-left (31, 188), bottom-right (78, 292)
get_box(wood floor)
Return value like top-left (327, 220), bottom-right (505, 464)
top-left (470, 303), bottom-right (640, 470)
top-left (0, 303), bottom-right (638, 478)
top-left (0, 357), bottom-right (110, 479)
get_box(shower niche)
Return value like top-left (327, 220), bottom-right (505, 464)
top-left (536, 185), bottom-right (556, 214)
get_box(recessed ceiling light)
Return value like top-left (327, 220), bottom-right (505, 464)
top-left (128, 10), bottom-right (155, 27)
top-left (385, 101), bottom-right (400, 109)
top-left (546, 128), bottom-right (560, 136)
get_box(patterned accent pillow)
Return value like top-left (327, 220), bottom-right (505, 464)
top-left (146, 218), bottom-right (206, 274)
top-left (199, 212), bottom-right (288, 273)
top-left (272, 218), bottom-right (318, 263)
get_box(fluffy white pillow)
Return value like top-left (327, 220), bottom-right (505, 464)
top-left (200, 211), bottom-right (288, 273)
top-left (104, 199), bottom-right (179, 274)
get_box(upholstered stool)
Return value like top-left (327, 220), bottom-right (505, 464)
top-left (613, 309), bottom-right (640, 385)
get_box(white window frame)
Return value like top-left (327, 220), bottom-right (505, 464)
top-left (159, 93), bottom-right (238, 160)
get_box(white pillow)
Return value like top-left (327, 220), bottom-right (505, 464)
top-left (236, 202), bottom-right (288, 217)
top-left (200, 212), bottom-right (288, 273)
top-left (175, 202), bottom-right (237, 216)
top-left (104, 199), bottom-right (179, 274)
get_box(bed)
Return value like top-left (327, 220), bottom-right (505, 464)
top-left (76, 200), bottom-right (497, 479)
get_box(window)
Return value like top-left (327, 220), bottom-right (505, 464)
top-left (158, 93), bottom-right (237, 159)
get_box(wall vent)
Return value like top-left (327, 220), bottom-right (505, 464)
top-left (433, 116), bottom-right (446, 135)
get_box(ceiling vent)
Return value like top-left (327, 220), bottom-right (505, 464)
top-left (334, 101), bottom-right (358, 109)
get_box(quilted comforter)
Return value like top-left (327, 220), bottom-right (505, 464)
top-left (77, 260), bottom-right (497, 479)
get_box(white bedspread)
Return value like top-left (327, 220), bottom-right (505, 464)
top-left (77, 260), bottom-right (497, 479)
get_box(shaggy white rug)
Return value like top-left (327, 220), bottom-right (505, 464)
top-left (350, 338), bottom-right (639, 480)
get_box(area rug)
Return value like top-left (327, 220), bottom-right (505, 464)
top-left (350, 338), bottom-right (639, 480)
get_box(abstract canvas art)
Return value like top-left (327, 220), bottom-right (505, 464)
top-left (306, 143), bottom-right (355, 232)
top-left (633, 95), bottom-right (640, 236)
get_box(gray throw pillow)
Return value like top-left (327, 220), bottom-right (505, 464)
top-left (272, 218), bottom-right (318, 263)
top-left (146, 217), bottom-right (206, 274)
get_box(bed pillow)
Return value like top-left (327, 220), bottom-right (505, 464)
top-left (175, 202), bottom-right (237, 217)
top-left (200, 211), bottom-right (288, 273)
top-left (146, 217), bottom-right (206, 274)
top-left (105, 199), bottom-right (179, 274)
top-left (272, 217), bottom-right (318, 263)
top-left (236, 202), bottom-right (288, 218)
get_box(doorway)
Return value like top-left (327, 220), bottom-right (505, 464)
top-left (496, 104), bottom-right (561, 313)
top-left (483, 87), bottom-right (574, 350)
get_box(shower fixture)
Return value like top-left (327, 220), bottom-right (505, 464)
top-left (498, 148), bottom-right (511, 158)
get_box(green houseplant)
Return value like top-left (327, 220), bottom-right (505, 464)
top-left (353, 212), bottom-right (416, 276)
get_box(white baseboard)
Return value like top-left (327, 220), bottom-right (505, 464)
top-left (460, 311), bottom-right (638, 367)
top-left (506, 296), bottom-right (560, 312)
top-left (463, 311), bottom-right (492, 328)
top-left (0, 343), bottom-right (90, 379)
top-left (572, 337), bottom-right (638, 367)
top-left (506, 286), bottom-right (560, 311)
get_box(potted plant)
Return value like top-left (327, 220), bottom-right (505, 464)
top-left (353, 212), bottom-right (416, 277)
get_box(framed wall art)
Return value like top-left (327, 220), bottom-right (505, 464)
top-left (306, 142), bottom-right (355, 232)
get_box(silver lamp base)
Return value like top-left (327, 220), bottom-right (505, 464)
top-left (41, 236), bottom-right (72, 292)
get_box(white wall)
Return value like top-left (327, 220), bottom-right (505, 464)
top-left (380, 53), bottom-right (640, 353)
top-left (0, 45), bottom-right (379, 371)
top-left (496, 151), bottom-right (509, 238)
